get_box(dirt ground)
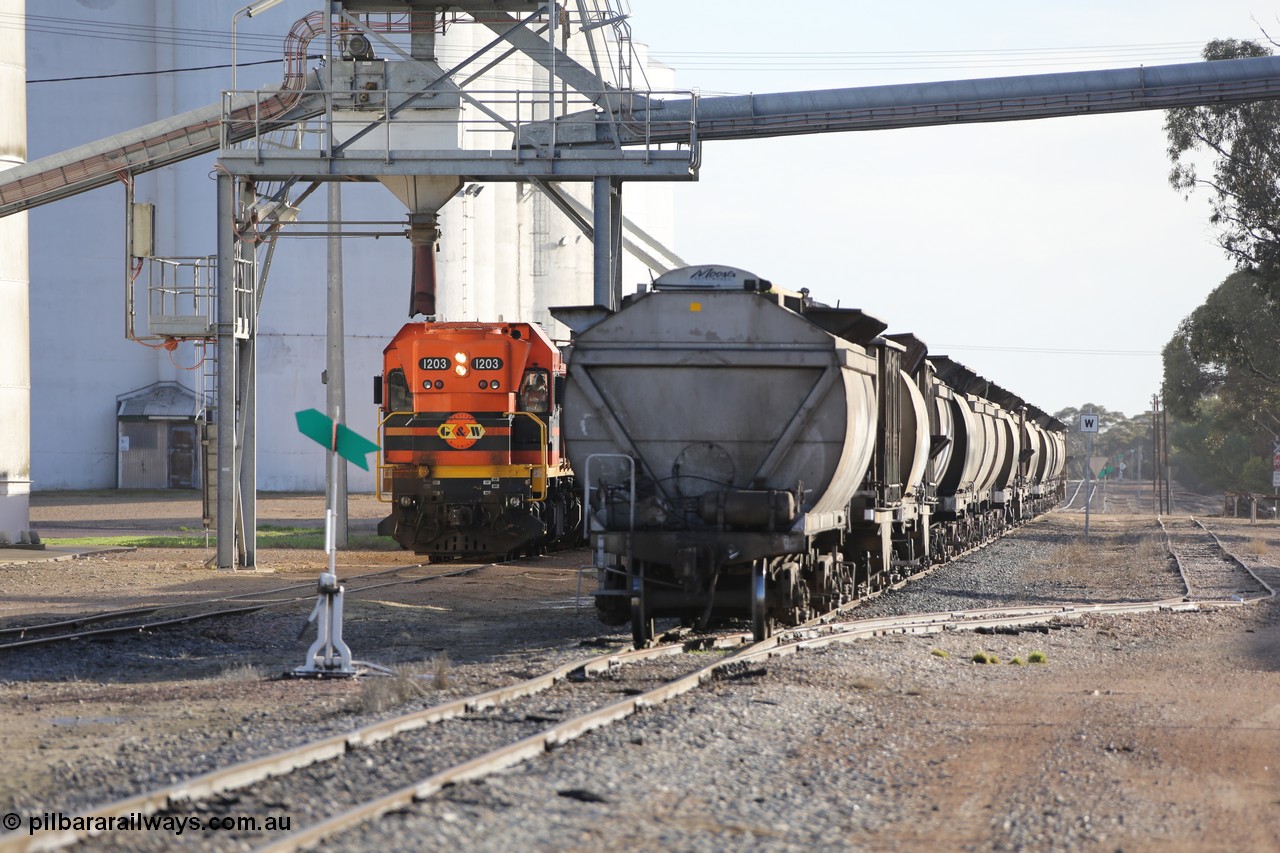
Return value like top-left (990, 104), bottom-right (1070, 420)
top-left (2, 492), bottom-right (1278, 851)
top-left (25, 489), bottom-right (386, 541)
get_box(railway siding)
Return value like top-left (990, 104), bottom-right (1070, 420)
top-left (1, 510), bottom-right (1277, 852)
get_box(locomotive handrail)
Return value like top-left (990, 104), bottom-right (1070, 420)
top-left (373, 409), bottom-right (417, 504)
top-left (504, 411), bottom-right (549, 502)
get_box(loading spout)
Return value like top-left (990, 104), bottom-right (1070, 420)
top-left (408, 213), bottom-right (440, 318)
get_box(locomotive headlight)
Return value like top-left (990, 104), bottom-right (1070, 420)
top-left (455, 365), bottom-right (468, 376)
top-left (399, 496), bottom-right (415, 507)
top-left (508, 496), bottom-right (521, 507)
top-left (454, 351), bottom-right (467, 363)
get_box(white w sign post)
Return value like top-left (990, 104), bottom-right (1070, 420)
top-left (1081, 413), bottom-right (1099, 535)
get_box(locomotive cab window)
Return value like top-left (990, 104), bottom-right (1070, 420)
top-left (386, 367), bottom-right (411, 412)
top-left (518, 369), bottom-right (550, 414)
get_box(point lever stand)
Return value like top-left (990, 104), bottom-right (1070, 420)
top-left (293, 571), bottom-right (355, 676)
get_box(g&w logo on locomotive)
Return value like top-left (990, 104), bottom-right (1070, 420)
top-left (374, 322), bottom-right (581, 560)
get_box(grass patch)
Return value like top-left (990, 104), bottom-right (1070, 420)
top-left (218, 662), bottom-right (263, 681)
top-left (43, 525), bottom-right (399, 551)
top-left (1044, 538), bottom-right (1096, 566)
top-left (353, 654), bottom-right (452, 715)
top-left (1028, 651), bottom-right (1048, 664)
top-left (971, 652), bottom-right (991, 664)
top-left (430, 652), bottom-right (453, 690)
top-left (1243, 536), bottom-right (1269, 557)
top-left (1008, 657), bottom-right (1025, 666)
top-left (930, 648), bottom-right (949, 659)
top-left (1040, 532), bottom-right (1165, 571)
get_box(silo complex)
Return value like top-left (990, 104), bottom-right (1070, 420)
top-left (25, 3), bottom-right (675, 492)
top-left (0, 0), bottom-right (29, 542)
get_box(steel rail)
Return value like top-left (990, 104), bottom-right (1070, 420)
top-left (0, 602), bottom-right (280, 652)
top-left (1, 585), bottom-right (884, 853)
top-left (789, 601), bottom-right (1210, 653)
top-left (0, 564), bottom-right (484, 653)
top-left (249, 589), bottom-right (1264, 853)
top-left (0, 519), bottom-right (1183, 851)
top-left (0, 561), bottom-right (434, 639)
top-left (1164, 515), bottom-right (1210, 598)
top-left (0, 632), bottom-right (752, 853)
top-left (6, 569), bottom-right (1260, 852)
top-left (1191, 517), bottom-right (1278, 601)
top-left (1157, 516), bottom-right (1275, 602)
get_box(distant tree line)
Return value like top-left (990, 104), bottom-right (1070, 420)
top-left (1051, 405), bottom-right (1158, 482)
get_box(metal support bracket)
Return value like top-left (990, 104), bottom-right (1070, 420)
top-left (292, 571), bottom-right (356, 677)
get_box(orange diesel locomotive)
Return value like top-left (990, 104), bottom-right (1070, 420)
top-left (375, 321), bottom-right (581, 558)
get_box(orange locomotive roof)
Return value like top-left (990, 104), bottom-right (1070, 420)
top-left (385, 321), bottom-right (560, 355)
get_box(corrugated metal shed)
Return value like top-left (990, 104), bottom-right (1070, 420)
top-left (116, 382), bottom-right (200, 420)
top-left (116, 382), bottom-right (202, 489)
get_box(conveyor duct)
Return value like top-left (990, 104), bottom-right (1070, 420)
top-left (0, 71), bottom-right (327, 218)
top-left (524, 54), bottom-right (1280, 147)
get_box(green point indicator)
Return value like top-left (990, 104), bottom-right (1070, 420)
top-left (295, 408), bottom-right (379, 470)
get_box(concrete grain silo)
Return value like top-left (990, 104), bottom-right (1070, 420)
top-left (0, 0), bottom-right (29, 544)
top-left (25, 2), bottom-right (676, 494)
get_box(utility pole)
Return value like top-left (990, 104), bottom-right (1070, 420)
top-left (1273, 433), bottom-right (1279, 519)
top-left (1162, 402), bottom-right (1172, 514)
top-left (1151, 395), bottom-right (1162, 515)
top-left (326, 181), bottom-right (348, 547)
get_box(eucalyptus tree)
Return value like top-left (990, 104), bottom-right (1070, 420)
top-left (1165, 38), bottom-right (1280, 286)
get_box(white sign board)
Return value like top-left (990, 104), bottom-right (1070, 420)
top-left (1273, 470), bottom-right (1280, 488)
top-left (1079, 413), bottom-right (1099, 433)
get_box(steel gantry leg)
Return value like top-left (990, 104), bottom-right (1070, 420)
top-left (592, 176), bottom-right (623, 310)
top-left (237, 313), bottom-right (257, 569)
top-left (216, 172), bottom-right (258, 570)
top-left (217, 173), bottom-right (237, 570)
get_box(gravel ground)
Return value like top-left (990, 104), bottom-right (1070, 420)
top-left (2, 493), bottom-right (1277, 852)
top-left (328, 512), bottom-right (1280, 853)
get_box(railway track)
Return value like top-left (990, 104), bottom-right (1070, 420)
top-left (0, 562), bottom-right (487, 653)
top-left (3, 581), bottom-right (1257, 853)
top-left (1059, 480), bottom-right (1220, 516)
top-left (3, 514), bottom-right (1273, 852)
top-left (1159, 516), bottom-right (1277, 602)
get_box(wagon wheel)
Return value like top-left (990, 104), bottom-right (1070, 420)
top-left (630, 563), bottom-right (655, 649)
top-left (750, 560), bottom-right (772, 642)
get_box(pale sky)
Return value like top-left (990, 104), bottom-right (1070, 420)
top-left (629, 2), bottom-right (1275, 419)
